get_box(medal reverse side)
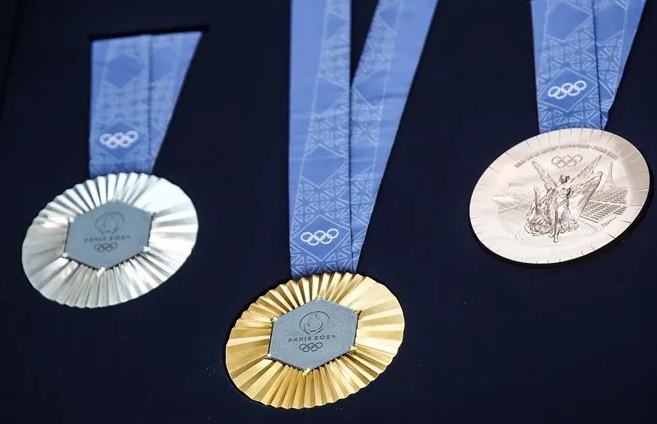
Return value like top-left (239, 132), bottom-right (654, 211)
top-left (470, 128), bottom-right (650, 264)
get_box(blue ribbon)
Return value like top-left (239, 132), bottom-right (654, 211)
top-left (89, 32), bottom-right (201, 177)
top-left (289, 0), bottom-right (438, 278)
top-left (531, 0), bottom-right (646, 133)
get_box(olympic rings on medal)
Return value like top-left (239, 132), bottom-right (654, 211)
top-left (547, 80), bottom-right (587, 100)
top-left (551, 155), bottom-right (583, 168)
top-left (298, 342), bottom-right (323, 353)
top-left (99, 131), bottom-right (139, 149)
top-left (93, 242), bottom-right (118, 252)
top-left (300, 228), bottom-right (339, 246)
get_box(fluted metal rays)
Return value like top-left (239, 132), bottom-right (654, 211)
top-left (226, 272), bottom-right (405, 409)
top-left (22, 173), bottom-right (198, 308)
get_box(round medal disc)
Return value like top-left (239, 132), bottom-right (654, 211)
top-left (22, 172), bottom-right (198, 308)
top-left (470, 128), bottom-right (650, 264)
top-left (225, 272), bottom-right (405, 409)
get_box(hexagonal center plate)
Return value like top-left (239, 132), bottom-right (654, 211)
top-left (269, 299), bottom-right (358, 370)
top-left (64, 201), bottom-right (152, 269)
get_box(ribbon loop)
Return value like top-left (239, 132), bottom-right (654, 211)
top-left (289, 0), bottom-right (438, 278)
top-left (531, 0), bottom-right (645, 133)
top-left (89, 32), bottom-right (201, 177)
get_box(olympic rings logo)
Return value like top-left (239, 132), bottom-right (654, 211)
top-left (547, 80), bottom-right (587, 100)
top-left (94, 242), bottom-right (118, 252)
top-left (99, 131), bottom-right (139, 149)
top-left (300, 228), bottom-right (339, 246)
top-left (551, 155), bottom-right (583, 168)
top-left (298, 342), bottom-right (323, 353)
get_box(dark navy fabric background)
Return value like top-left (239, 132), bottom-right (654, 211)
top-left (1, 1), bottom-right (656, 423)
top-left (0, 0), bottom-right (20, 115)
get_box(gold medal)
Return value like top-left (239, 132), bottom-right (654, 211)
top-left (225, 272), bottom-right (404, 409)
top-left (22, 172), bottom-right (198, 308)
top-left (470, 128), bottom-right (649, 264)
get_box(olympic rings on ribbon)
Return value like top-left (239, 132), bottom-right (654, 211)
top-left (298, 342), bottom-right (323, 352)
top-left (300, 228), bottom-right (339, 246)
top-left (551, 155), bottom-right (583, 168)
top-left (93, 242), bottom-right (118, 252)
top-left (547, 80), bottom-right (587, 100)
top-left (99, 131), bottom-right (139, 149)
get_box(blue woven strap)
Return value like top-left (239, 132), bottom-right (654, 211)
top-left (288, 0), bottom-right (438, 277)
top-left (89, 32), bottom-right (201, 176)
top-left (531, 0), bottom-right (645, 132)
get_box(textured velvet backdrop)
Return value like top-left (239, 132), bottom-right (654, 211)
top-left (1, 0), bottom-right (656, 423)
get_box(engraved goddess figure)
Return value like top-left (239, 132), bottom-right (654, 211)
top-left (525, 155), bottom-right (603, 243)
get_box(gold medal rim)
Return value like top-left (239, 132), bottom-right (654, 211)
top-left (21, 172), bottom-right (199, 308)
top-left (470, 128), bottom-right (650, 264)
top-left (225, 272), bottom-right (405, 409)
